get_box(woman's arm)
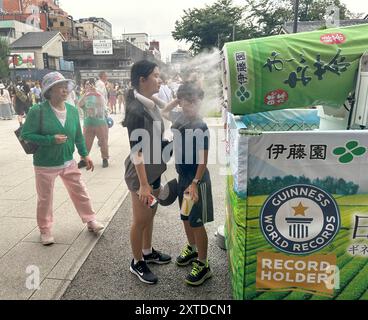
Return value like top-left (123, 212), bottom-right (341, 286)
top-left (133, 152), bottom-right (153, 207)
top-left (21, 107), bottom-right (56, 146)
top-left (161, 99), bottom-right (179, 121)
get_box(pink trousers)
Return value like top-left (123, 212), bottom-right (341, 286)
top-left (34, 160), bottom-right (97, 232)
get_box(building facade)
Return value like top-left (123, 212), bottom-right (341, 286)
top-left (63, 39), bottom-right (164, 84)
top-left (0, 19), bottom-right (43, 44)
top-left (122, 33), bottom-right (149, 51)
top-left (10, 31), bottom-right (73, 80)
top-left (77, 17), bottom-right (112, 39)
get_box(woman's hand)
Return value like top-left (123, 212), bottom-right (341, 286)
top-left (82, 156), bottom-right (94, 172)
top-left (184, 183), bottom-right (199, 203)
top-left (137, 184), bottom-right (153, 208)
top-left (54, 135), bottom-right (68, 144)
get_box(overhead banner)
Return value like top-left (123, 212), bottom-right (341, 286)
top-left (222, 24), bottom-right (368, 115)
top-left (226, 130), bottom-right (368, 300)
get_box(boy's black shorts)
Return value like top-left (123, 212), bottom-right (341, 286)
top-left (178, 170), bottom-right (214, 228)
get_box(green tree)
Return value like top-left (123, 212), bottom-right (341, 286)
top-left (172, 0), bottom-right (250, 54)
top-left (0, 38), bottom-right (10, 79)
top-left (245, 0), bottom-right (356, 37)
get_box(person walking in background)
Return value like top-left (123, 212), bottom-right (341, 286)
top-left (11, 77), bottom-right (32, 127)
top-left (96, 71), bottom-right (109, 107)
top-left (0, 82), bottom-right (13, 120)
top-left (117, 85), bottom-right (125, 115)
top-left (78, 79), bottom-right (110, 169)
top-left (108, 84), bottom-right (117, 114)
top-left (123, 60), bottom-right (171, 285)
top-left (171, 82), bottom-right (214, 286)
top-left (21, 72), bottom-right (104, 246)
top-left (31, 81), bottom-right (42, 104)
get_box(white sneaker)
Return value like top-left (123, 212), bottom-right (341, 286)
top-left (40, 233), bottom-right (55, 246)
top-left (87, 220), bottom-right (105, 233)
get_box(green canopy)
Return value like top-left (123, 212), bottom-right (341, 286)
top-left (222, 23), bottom-right (368, 115)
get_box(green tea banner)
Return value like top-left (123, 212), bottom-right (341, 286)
top-left (226, 130), bottom-right (368, 299)
top-left (222, 24), bottom-right (368, 115)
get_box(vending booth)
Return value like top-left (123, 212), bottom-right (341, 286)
top-left (222, 23), bottom-right (368, 300)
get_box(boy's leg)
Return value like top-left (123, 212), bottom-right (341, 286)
top-left (192, 226), bottom-right (208, 263)
top-left (183, 220), bottom-right (196, 247)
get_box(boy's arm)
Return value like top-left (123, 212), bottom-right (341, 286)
top-left (186, 150), bottom-right (209, 203)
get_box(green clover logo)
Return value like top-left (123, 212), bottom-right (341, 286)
top-left (333, 141), bottom-right (366, 164)
top-left (236, 86), bottom-right (250, 102)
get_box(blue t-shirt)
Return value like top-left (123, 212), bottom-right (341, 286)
top-left (171, 113), bottom-right (209, 177)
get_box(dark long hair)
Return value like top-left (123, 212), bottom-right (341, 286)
top-left (125, 60), bottom-right (158, 106)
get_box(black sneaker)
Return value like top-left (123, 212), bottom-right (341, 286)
top-left (185, 260), bottom-right (212, 286)
top-left (143, 248), bottom-right (172, 265)
top-left (102, 159), bottom-right (109, 168)
top-left (176, 244), bottom-right (198, 267)
top-left (78, 160), bottom-right (87, 169)
top-left (130, 260), bottom-right (158, 285)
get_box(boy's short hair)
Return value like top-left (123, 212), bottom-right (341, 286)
top-left (177, 82), bottom-right (204, 101)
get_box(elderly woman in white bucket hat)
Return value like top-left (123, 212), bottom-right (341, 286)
top-left (21, 72), bottom-right (104, 245)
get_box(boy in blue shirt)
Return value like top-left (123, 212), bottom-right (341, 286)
top-left (171, 82), bottom-right (214, 286)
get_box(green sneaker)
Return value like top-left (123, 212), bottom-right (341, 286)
top-left (176, 245), bottom-right (198, 267)
top-left (185, 260), bottom-right (212, 286)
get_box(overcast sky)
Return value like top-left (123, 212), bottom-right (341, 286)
top-left (59, 0), bottom-right (368, 62)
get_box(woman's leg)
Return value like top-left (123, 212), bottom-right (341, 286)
top-left (83, 126), bottom-right (96, 154)
top-left (60, 161), bottom-right (97, 224)
top-left (34, 167), bottom-right (59, 233)
top-left (131, 191), bottom-right (154, 261)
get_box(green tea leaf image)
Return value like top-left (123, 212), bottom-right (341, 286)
top-left (333, 147), bottom-right (346, 156)
top-left (346, 141), bottom-right (359, 150)
top-left (352, 147), bottom-right (366, 156)
top-left (340, 153), bottom-right (354, 164)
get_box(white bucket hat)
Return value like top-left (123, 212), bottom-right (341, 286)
top-left (0, 83), bottom-right (5, 89)
top-left (41, 72), bottom-right (75, 98)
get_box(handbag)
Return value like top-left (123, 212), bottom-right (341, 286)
top-left (14, 106), bottom-right (43, 155)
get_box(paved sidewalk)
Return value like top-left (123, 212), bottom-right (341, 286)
top-left (0, 113), bottom-right (130, 300)
top-left (0, 115), bottom-right (224, 300)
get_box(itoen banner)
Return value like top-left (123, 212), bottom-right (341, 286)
top-left (221, 24), bottom-right (368, 115)
top-left (225, 130), bottom-right (368, 300)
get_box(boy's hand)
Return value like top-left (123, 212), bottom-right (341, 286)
top-left (185, 184), bottom-right (199, 203)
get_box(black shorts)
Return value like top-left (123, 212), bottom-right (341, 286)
top-left (178, 170), bottom-right (214, 228)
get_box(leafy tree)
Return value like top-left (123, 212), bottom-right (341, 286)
top-left (172, 0), bottom-right (249, 54)
top-left (0, 38), bottom-right (10, 79)
top-left (245, 0), bottom-right (356, 37)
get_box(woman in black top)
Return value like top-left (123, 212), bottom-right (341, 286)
top-left (123, 60), bottom-right (171, 285)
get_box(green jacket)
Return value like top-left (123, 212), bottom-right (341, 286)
top-left (21, 101), bottom-right (88, 167)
